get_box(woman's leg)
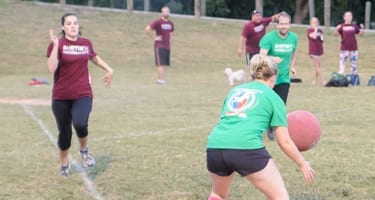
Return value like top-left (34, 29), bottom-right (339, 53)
top-left (339, 50), bottom-right (349, 74)
top-left (52, 100), bottom-right (73, 167)
top-left (349, 50), bottom-right (358, 74)
top-left (245, 159), bottom-right (289, 200)
top-left (71, 97), bottom-right (95, 167)
top-left (71, 97), bottom-right (92, 151)
top-left (208, 172), bottom-right (235, 200)
top-left (312, 56), bottom-right (325, 85)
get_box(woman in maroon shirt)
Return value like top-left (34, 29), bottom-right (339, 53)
top-left (334, 11), bottom-right (364, 76)
top-left (307, 17), bottom-right (326, 85)
top-left (47, 13), bottom-right (114, 178)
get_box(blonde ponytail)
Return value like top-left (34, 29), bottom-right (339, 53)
top-left (250, 54), bottom-right (278, 81)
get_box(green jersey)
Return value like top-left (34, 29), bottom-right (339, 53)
top-left (207, 81), bottom-right (287, 150)
top-left (259, 30), bottom-right (298, 84)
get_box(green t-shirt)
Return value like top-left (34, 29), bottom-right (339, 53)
top-left (207, 81), bottom-right (287, 150)
top-left (259, 30), bottom-right (298, 84)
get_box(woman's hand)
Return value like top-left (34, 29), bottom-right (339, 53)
top-left (300, 161), bottom-right (316, 184)
top-left (103, 71), bottom-right (113, 88)
top-left (49, 29), bottom-right (59, 46)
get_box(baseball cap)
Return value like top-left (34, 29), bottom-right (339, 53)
top-left (252, 10), bottom-right (262, 15)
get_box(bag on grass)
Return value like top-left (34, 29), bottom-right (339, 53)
top-left (346, 74), bottom-right (360, 86)
top-left (368, 76), bottom-right (375, 86)
top-left (325, 72), bottom-right (350, 87)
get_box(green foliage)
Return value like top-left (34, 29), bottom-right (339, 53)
top-left (66, 0), bottom-right (88, 5)
top-left (206, 0), bottom-right (230, 18)
top-left (166, 0), bottom-right (183, 13)
top-left (34, 0), bottom-right (374, 27)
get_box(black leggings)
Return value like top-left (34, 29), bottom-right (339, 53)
top-left (52, 97), bottom-right (92, 150)
top-left (273, 83), bottom-right (290, 104)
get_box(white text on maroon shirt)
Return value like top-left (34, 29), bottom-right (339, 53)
top-left (63, 45), bottom-right (90, 55)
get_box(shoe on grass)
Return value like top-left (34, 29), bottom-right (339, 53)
top-left (80, 148), bottom-right (96, 168)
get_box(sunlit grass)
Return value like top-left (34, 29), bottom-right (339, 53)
top-left (0, 0), bottom-right (375, 199)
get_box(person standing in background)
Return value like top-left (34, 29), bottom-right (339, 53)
top-left (307, 17), bottom-right (326, 85)
top-left (259, 12), bottom-right (298, 140)
top-left (145, 6), bottom-right (174, 85)
top-left (334, 11), bottom-right (364, 79)
top-left (259, 12), bottom-right (298, 104)
top-left (238, 10), bottom-right (279, 69)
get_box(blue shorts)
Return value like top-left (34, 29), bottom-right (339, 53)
top-left (206, 148), bottom-right (271, 177)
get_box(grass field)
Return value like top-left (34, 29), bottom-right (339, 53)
top-left (1, 0), bottom-right (375, 199)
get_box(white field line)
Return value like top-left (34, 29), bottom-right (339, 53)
top-left (21, 104), bottom-right (104, 200)
top-left (93, 124), bottom-right (212, 142)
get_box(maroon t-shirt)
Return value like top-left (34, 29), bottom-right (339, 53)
top-left (307, 28), bottom-right (323, 56)
top-left (47, 37), bottom-right (97, 100)
top-left (337, 23), bottom-right (360, 51)
top-left (241, 17), bottom-right (272, 54)
top-left (150, 18), bottom-right (174, 49)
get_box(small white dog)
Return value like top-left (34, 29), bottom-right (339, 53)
top-left (224, 67), bottom-right (246, 86)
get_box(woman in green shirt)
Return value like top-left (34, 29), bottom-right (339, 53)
top-left (206, 55), bottom-right (315, 200)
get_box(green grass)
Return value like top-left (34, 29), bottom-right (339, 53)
top-left (1, 0), bottom-right (375, 199)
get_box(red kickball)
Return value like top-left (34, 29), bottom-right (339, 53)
top-left (287, 110), bottom-right (321, 151)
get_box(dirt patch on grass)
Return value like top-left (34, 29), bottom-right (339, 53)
top-left (0, 98), bottom-right (50, 106)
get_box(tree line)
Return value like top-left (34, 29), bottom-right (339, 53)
top-left (36, 0), bottom-right (374, 28)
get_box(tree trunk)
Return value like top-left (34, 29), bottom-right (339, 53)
top-left (324, 0), bottom-right (330, 27)
top-left (293, 0), bottom-right (309, 24)
top-left (309, 0), bottom-right (315, 19)
top-left (127, 0), bottom-right (133, 12)
top-left (194, 0), bottom-right (200, 18)
top-left (144, 0), bottom-right (150, 12)
top-left (255, 0), bottom-right (263, 14)
top-left (60, 0), bottom-right (65, 6)
top-left (201, 0), bottom-right (206, 16)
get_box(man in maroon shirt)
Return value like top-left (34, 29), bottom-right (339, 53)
top-left (334, 11), bottom-right (364, 76)
top-left (145, 6), bottom-right (174, 85)
top-left (238, 10), bottom-right (279, 69)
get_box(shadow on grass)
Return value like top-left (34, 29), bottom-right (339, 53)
top-left (70, 154), bottom-right (112, 180)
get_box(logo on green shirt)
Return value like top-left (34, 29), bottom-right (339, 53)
top-left (226, 88), bottom-right (262, 118)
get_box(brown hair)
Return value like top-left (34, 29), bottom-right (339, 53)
top-left (60, 13), bottom-right (82, 36)
top-left (250, 54), bottom-right (278, 81)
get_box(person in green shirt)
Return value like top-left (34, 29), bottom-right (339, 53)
top-left (206, 55), bottom-right (315, 200)
top-left (259, 12), bottom-right (298, 104)
top-left (259, 12), bottom-right (298, 141)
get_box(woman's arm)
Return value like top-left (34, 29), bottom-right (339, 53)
top-left (274, 126), bottom-right (316, 184)
top-left (90, 56), bottom-right (114, 88)
top-left (47, 29), bottom-right (59, 73)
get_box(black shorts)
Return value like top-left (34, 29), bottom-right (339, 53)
top-left (273, 83), bottom-right (290, 104)
top-left (206, 148), bottom-right (271, 177)
top-left (246, 53), bottom-right (257, 66)
top-left (155, 47), bottom-right (170, 66)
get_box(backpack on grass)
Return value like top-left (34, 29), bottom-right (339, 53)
top-left (325, 72), bottom-right (350, 87)
top-left (368, 76), bottom-right (375, 86)
top-left (346, 74), bottom-right (360, 86)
